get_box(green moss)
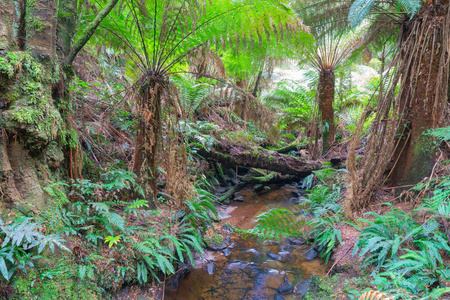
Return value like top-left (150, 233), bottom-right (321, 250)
top-left (0, 52), bottom-right (63, 150)
top-left (204, 234), bottom-right (224, 247)
top-left (60, 127), bottom-right (78, 149)
top-left (304, 275), bottom-right (340, 300)
top-left (30, 18), bottom-right (47, 32)
top-left (12, 256), bottom-right (100, 300)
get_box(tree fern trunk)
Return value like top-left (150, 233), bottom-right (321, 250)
top-left (390, 3), bottom-right (450, 186)
top-left (318, 67), bottom-right (336, 153)
top-left (132, 79), bottom-right (161, 209)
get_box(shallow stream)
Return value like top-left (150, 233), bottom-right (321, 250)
top-left (165, 186), bottom-right (327, 300)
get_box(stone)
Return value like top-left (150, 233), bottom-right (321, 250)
top-left (226, 260), bottom-right (248, 269)
top-left (244, 249), bottom-right (259, 255)
top-left (288, 197), bottom-right (301, 204)
top-left (286, 237), bottom-right (306, 246)
top-left (234, 195), bottom-right (244, 202)
top-left (277, 276), bottom-right (294, 295)
top-left (222, 223), bottom-right (234, 233)
top-left (223, 248), bottom-right (232, 256)
top-left (206, 238), bottom-right (227, 251)
top-left (165, 263), bottom-right (190, 291)
top-left (216, 187), bottom-right (227, 193)
top-left (225, 236), bottom-right (231, 244)
top-left (304, 247), bottom-right (318, 260)
top-left (296, 278), bottom-right (312, 296)
top-left (218, 211), bottom-right (231, 219)
top-left (274, 293), bottom-right (285, 300)
top-left (205, 262), bottom-right (216, 275)
top-left (278, 251), bottom-right (291, 258)
top-left (228, 242), bottom-right (236, 249)
top-left (298, 195), bottom-right (307, 202)
top-left (267, 252), bottom-right (282, 261)
top-left (290, 191), bottom-right (300, 197)
top-left (253, 184), bottom-right (264, 193)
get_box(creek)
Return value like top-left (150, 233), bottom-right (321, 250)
top-left (165, 185), bottom-right (327, 300)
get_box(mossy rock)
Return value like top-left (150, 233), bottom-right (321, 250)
top-left (204, 234), bottom-right (227, 251)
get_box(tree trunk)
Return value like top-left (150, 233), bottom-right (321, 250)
top-left (26, 0), bottom-right (58, 60)
top-left (390, 4), bottom-right (450, 186)
top-left (132, 80), bottom-right (162, 208)
top-left (318, 67), bottom-right (336, 153)
top-left (58, 0), bottom-right (77, 56)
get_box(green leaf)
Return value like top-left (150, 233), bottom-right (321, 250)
top-left (0, 257), bottom-right (10, 281)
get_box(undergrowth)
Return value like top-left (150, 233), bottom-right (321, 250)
top-left (1, 168), bottom-right (217, 298)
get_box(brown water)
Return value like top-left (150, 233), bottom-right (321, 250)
top-left (165, 186), bottom-right (327, 300)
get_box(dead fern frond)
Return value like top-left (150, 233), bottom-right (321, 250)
top-left (358, 290), bottom-right (394, 300)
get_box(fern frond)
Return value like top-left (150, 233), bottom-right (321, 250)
top-left (358, 290), bottom-right (394, 300)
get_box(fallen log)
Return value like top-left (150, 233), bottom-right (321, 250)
top-left (200, 141), bottom-right (323, 178)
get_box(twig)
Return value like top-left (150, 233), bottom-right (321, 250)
top-left (326, 244), bottom-right (353, 277)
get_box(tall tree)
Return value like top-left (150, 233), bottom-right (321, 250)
top-left (344, 0), bottom-right (450, 215)
top-left (102, 0), bottom-right (309, 206)
top-left (294, 0), bottom-right (365, 154)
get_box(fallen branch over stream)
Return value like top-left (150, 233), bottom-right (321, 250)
top-left (218, 171), bottom-right (296, 202)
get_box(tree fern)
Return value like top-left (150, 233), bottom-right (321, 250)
top-left (348, 0), bottom-right (422, 28)
top-left (348, 0), bottom-right (377, 28)
top-left (427, 126), bottom-right (450, 142)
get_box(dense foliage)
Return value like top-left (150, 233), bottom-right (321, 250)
top-left (2, 0), bottom-right (450, 298)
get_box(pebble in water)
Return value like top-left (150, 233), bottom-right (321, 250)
top-left (304, 247), bottom-right (318, 260)
top-left (286, 237), bottom-right (306, 246)
top-left (277, 275), bottom-right (294, 295)
top-left (244, 248), bottom-right (259, 255)
top-left (274, 293), bottom-right (285, 300)
top-left (205, 262), bottom-right (216, 275)
top-left (267, 252), bottom-right (282, 261)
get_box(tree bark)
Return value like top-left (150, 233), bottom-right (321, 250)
top-left (390, 4), bottom-right (450, 185)
top-left (26, 0), bottom-right (57, 60)
top-left (58, 0), bottom-right (77, 56)
top-left (318, 68), bottom-right (336, 153)
top-left (0, 0), bottom-right (19, 51)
